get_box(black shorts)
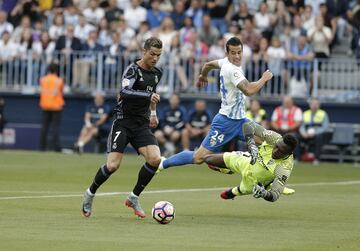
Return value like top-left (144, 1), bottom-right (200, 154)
top-left (107, 118), bottom-right (158, 153)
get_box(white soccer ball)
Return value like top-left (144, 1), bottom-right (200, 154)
top-left (151, 201), bottom-right (175, 224)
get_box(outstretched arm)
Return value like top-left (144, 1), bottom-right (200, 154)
top-left (253, 165), bottom-right (292, 202)
top-left (243, 121), bottom-right (282, 146)
top-left (196, 60), bottom-right (221, 88)
top-left (236, 70), bottom-right (273, 96)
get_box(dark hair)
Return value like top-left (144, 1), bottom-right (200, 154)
top-left (283, 134), bottom-right (298, 152)
top-left (144, 37), bottom-right (162, 50)
top-left (48, 63), bottom-right (59, 74)
top-left (225, 37), bottom-right (243, 53)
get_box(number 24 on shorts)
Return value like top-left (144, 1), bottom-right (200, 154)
top-left (210, 130), bottom-right (224, 146)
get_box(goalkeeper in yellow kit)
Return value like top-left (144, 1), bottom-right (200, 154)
top-left (203, 123), bottom-right (298, 202)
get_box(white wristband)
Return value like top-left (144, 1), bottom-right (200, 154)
top-left (150, 110), bottom-right (157, 116)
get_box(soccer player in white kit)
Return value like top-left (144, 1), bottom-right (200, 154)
top-left (159, 37), bottom-right (273, 170)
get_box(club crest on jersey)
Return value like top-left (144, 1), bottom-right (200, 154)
top-left (155, 75), bottom-right (158, 83)
top-left (234, 72), bottom-right (239, 78)
top-left (112, 143), bottom-right (117, 149)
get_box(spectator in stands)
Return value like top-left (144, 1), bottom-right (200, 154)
top-left (290, 14), bottom-right (307, 47)
top-left (241, 17), bottom-right (262, 52)
top-left (198, 15), bottom-right (220, 47)
top-left (97, 18), bottom-right (112, 47)
top-left (232, 2), bottom-right (253, 29)
top-left (185, 0), bottom-right (204, 30)
top-left (208, 37), bottom-right (226, 60)
top-left (18, 28), bottom-right (34, 60)
top-left (146, 0), bottom-right (168, 29)
top-left (299, 98), bottom-right (329, 165)
top-left (83, 0), bottom-right (105, 25)
top-left (33, 31), bottom-right (56, 64)
top-left (319, 3), bottom-right (335, 30)
top-left (254, 2), bottom-right (272, 38)
top-left (271, 1), bottom-right (291, 37)
top-left (326, 0), bottom-right (350, 42)
top-left (73, 30), bottom-right (103, 88)
top-left (246, 99), bottom-right (268, 129)
top-left (347, 0), bottom-right (360, 62)
top-left (181, 100), bottom-right (211, 151)
top-left (118, 17), bottom-right (135, 48)
top-left (135, 21), bottom-right (152, 48)
top-left (0, 11), bottom-right (13, 37)
top-left (64, 4), bottom-right (80, 26)
top-left (157, 17), bottom-right (177, 52)
top-left (12, 15), bottom-right (31, 43)
top-left (170, 0), bottom-right (186, 30)
top-left (302, 5), bottom-right (315, 31)
top-left (206, 0), bottom-right (232, 36)
top-left (55, 24), bottom-right (82, 55)
top-left (307, 16), bottom-right (333, 60)
top-left (123, 0), bottom-right (147, 30)
top-left (245, 0), bottom-right (264, 15)
top-left (223, 22), bottom-right (240, 42)
top-left (74, 14), bottom-right (95, 42)
top-left (0, 31), bottom-right (19, 64)
top-left (287, 35), bottom-right (314, 96)
top-left (267, 36), bottom-right (286, 94)
top-left (49, 13), bottom-right (65, 40)
top-left (284, 0), bottom-right (305, 17)
top-left (32, 20), bottom-right (44, 42)
top-left (154, 94), bottom-right (186, 156)
top-left (9, 0), bottom-right (42, 26)
top-left (105, 0), bottom-right (123, 23)
top-left (179, 16), bottom-right (195, 45)
top-left (39, 63), bottom-right (64, 152)
top-left (74, 92), bottom-right (110, 153)
top-left (251, 37), bottom-right (269, 81)
top-left (167, 34), bottom-right (188, 92)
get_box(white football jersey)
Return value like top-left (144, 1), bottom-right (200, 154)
top-left (217, 57), bottom-right (247, 120)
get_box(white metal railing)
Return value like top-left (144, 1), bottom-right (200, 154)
top-left (0, 50), bottom-right (359, 102)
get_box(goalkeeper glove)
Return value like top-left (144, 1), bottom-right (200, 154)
top-left (253, 182), bottom-right (267, 198)
top-left (247, 137), bottom-right (258, 165)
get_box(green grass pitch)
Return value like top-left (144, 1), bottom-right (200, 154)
top-left (0, 150), bottom-right (359, 251)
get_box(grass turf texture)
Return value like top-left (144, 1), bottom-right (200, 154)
top-left (0, 150), bottom-right (359, 251)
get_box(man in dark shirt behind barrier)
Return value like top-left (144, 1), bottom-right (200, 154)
top-left (82, 37), bottom-right (163, 219)
top-left (181, 100), bottom-right (211, 151)
top-left (154, 94), bottom-right (186, 156)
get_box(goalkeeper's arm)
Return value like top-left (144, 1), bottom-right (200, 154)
top-left (244, 121), bottom-right (282, 146)
top-left (254, 165), bottom-right (291, 202)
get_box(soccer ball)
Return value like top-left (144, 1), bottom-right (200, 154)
top-left (151, 201), bottom-right (175, 224)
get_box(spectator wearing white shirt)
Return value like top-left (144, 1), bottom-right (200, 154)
top-left (302, 5), bottom-right (315, 31)
top-left (267, 36), bottom-right (286, 94)
top-left (74, 15), bottom-right (95, 42)
top-left (157, 17), bottom-right (178, 53)
top-left (12, 16), bottom-right (31, 43)
top-left (18, 28), bottom-right (34, 60)
top-left (0, 31), bottom-right (19, 82)
top-left (123, 0), bottom-right (147, 30)
top-left (32, 32), bottom-right (56, 63)
top-left (49, 13), bottom-right (65, 40)
top-left (208, 37), bottom-right (226, 60)
top-left (83, 0), bottom-right (105, 25)
top-left (64, 5), bottom-right (80, 26)
top-left (305, 0), bottom-right (325, 16)
top-left (254, 2), bottom-right (271, 34)
top-left (307, 16), bottom-right (333, 59)
top-left (97, 18), bottom-right (112, 47)
top-left (0, 11), bottom-right (13, 37)
top-left (118, 17), bottom-right (135, 48)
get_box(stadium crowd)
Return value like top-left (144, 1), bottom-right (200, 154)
top-left (0, 0), bottom-right (359, 94)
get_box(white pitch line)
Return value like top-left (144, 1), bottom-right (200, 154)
top-left (0, 180), bottom-right (360, 201)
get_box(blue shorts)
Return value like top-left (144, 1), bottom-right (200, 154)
top-left (201, 114), bottom-right (250, 152)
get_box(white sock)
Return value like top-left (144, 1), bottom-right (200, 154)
top-left (78, 141), bottom-right (84, 147)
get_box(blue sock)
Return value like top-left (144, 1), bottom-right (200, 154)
top-left (163, 151), bottom-right (194, 169)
